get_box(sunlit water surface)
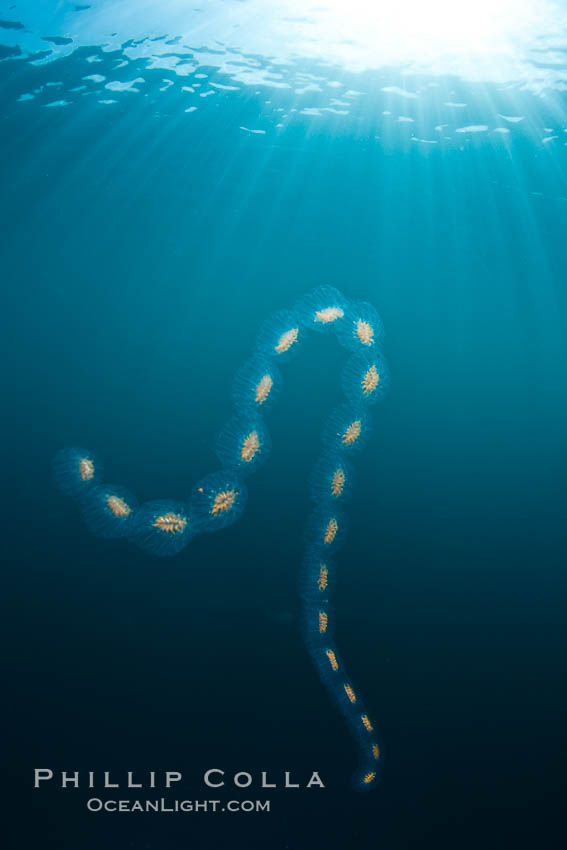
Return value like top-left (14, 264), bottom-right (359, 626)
top-left (2, 0), bottom-right (567, 145)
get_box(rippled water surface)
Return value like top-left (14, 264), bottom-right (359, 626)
top-left (3, 0), bottom-right (567, 145)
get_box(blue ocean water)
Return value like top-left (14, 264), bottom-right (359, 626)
top-left (2, 3), bottom-right (567, 849)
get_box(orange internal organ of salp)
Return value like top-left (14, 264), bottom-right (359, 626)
top-left (361, 364), bottom-right (379, 396)
top-left (341, 419), bottom-right (362, 447)
top-left (79, 457), bottom-right (95, 481)
top-left (317, 563), bottom-right (329, 592)
top-left (152, 512), bottom-right (187, 535)
top-left (356, 318), bottom-right (374, 346)
top-left (254, 373), bottom-right (273, 405)
top-left (362, 772), bottom-right (376, 785)
top-left (274, 327), bottom-right (299, 354)
top-left (361, 714), bottom-right (374, 733)
top-left (106, 495), bottom-right (132, 518)
top-left (318, 610), bottom-right (328, 633)
top-left (324, 517), bottom-right (338, 545)
top-left (372, 744), bottom-right (380, 760)
top-left (211, 489), bottom-right (236, 516)
top-left (325, 648), bottom-right (339, 671)
top-left (344, 683), bottom-right (357, 703)
top-left (331, 466), bottom-right (345, 497)
top-left (240, 430), bottom-right (260, 463)
top-left (314, 306), bottom-right (344, 325)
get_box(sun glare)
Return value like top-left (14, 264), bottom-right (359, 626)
top-left (281, 0), bottom-right (559, 79)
